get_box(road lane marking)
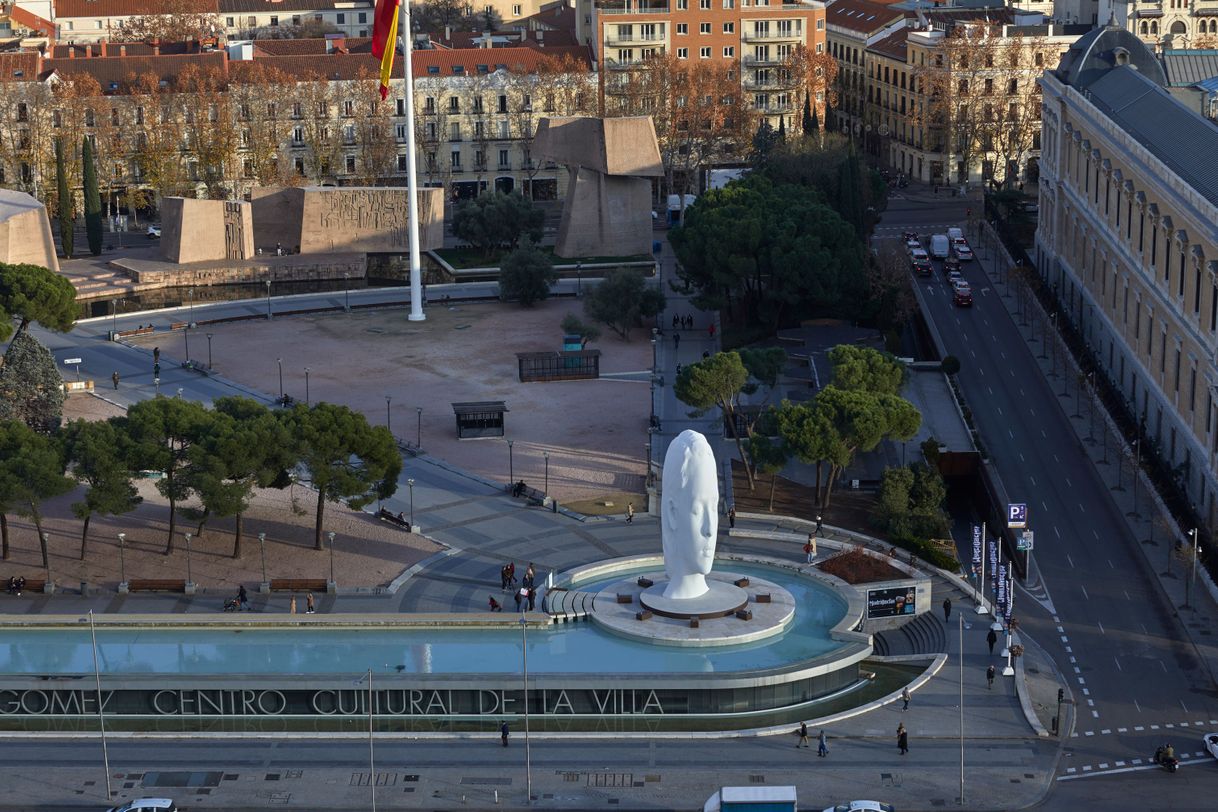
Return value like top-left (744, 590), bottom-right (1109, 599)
top-left (1159, 661), bottom-right (1167, 672)
top-left (1080, 585), bottom-right (1089, 600)
top-left (1041, 430), bottom-right (1048, 438)
top-left (997, 405), bottom-right (1003, 415)
top-left (1054, 526), bottom-right (1061, 539)
top-left (1029, 407), bottom-right (1036, 417)
top-left (1114, 657), bottom-right (1122, 672)
top-left (1030, 475), bottom-right (1037, 486)
top-left (1098, 620), bottom-right (1105, 635)
top-left (1093, 529), bottom-right (1100, 539)
top-left (1067, 554), bottom-right (1075, 568)
top-left (1020, 452), bottom-right (1026, 462)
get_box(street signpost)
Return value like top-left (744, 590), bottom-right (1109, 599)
top-left (64, 357), bottom-right (82, 381)
top-left (1016, 530), bottom-right (1034, 551)
top-left (1007, 503), bottom-right (1028, 529)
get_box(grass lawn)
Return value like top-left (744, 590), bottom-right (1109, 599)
top-left (434, 246), bottom-right (652, 270)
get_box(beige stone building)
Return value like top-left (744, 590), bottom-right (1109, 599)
top-left (1098, 0), bottom-right (1218, 51)
top-left (1037, 25), bottom-right (1218, 531)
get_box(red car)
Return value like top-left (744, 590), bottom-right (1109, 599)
top-left (953, 285), bottom-right (973, 307)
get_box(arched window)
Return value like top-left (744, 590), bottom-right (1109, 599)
top-left (1170, 21), bottom-right (1187, 35)
top-left (1151, 21), bottom-right (1159, 35)
top-left (1140, 21), bottom-right (1148, 35)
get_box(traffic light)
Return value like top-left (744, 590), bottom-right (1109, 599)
top-left (153, 363), bottom-right (161, 377)
top-left (1057, 688), bottom-right (1065, 703)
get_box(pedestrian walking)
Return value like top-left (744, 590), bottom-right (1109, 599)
top-left (942, 597), bottom-right (952, 622)
top-left (153, 347), bottom-right (160, 364)
top-left (306, 593), bottom-right (315, 614)
top-left (524, 563), bottom-right (536, 589)
top-left (986, 628), bottom-right (998, 655)
top-left (796, 721), bottom-right (809, 748)
top-left (986, 664), bottom-right (996, 689)
top-left (500, 721), bottom-right (510, 747)
top-left (489, 595), bottom-right (502, 612)
top-left (527, 587), bottom-right (536, 612)
top-left (815, 514), bottom-right (823, 534)
top-left (626, 503), bottom-right (635, 524)
top-left (514, 588), bottom-right (523, 612)
top-left (901, 686), bottom-right (911, 711)
top-left (897, 724), bottom-right (908, 755)
top-left (818, 730), bottom-right (828, 757)
top-left (111, 371), bottom-right (120, 389)
top-left (708, 322), bottom-right (716, 339)
top-left (506, 562), bottom-right (517, 586)
top-left (728, 506), bottom-right (736, 529)
top-left (500, 564), bottom-right (510, 591)
top-left (672, 315), bottom-right (679, 329)
top-left (238, 584), bottom-right (249, 611)
top-left (803, 537), bottom-right (816, 564)
top-left (289, 595), bottom-right (297, 614)
top-left (674, 332), bottom-right (681, 350)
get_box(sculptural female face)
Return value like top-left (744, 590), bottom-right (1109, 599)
top-left (661, 431), bottom-right (719, 597)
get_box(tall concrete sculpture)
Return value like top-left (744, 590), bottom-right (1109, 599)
top-left (0, 190), bottom-right (60, 273)
top-left (533, 117), bottom-right (662, 258)
top-left (660, 429), bottom-right (720, 600)
top-left (160, 198), bottom-right (254, 263)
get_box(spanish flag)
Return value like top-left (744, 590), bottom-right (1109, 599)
top-left (371, 0), bottom-right (400, 101)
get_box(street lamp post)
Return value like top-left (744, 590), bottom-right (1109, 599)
top-left (87, 610), bottom-right (113, 802)
top-left (576, 262), bottom-right (582, 297)
top-left (258, 532), bottom-right (267, 587)
top-left (110, 299), bottom-right (118, 338)
top-left (277, 358), bottom-right (284, 402)
top-left (1185, 528), bottom-right (1200, 609)
top-left (385, 395), bottom-right (392, 433)
top-left (304, 367), bottom-right (310, 404)
top-left (42, 532), bottom-right (51, 583)
top-left (507, 439), bottom-right (514, 486)
top-left (407, 478), bottom-right (415, 530)
top-left (184, 533), bottom-right (194, 590)
top-left (183, 313), bottom-right (191, 364)
top-left (265, 279), bottom-right (272, 319)
top-left (344, 272), bottom-right (350, 312)
top-left (543, 452), bottom-right (550, 498)
top-left (206, 333), bottom-right (213, 369)
top-left (519, 608), bottom-right (533, 805)
top-left (117, 533), bottom-right (127, 589)
top-left (187, 287), bottom-right (195, 326)
top-left (416, 406), bottom-right (423, 449)
top-left (327, 531), bottom-right (336, 588)
top-left (1129, 439), bottom-right (1141, 517)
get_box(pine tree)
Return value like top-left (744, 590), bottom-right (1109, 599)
top-left (811, 105), bottom-right (820, 135)
top-left (802, 93), bottom-right (814, 135)
top-left (0, 331), bottom-right (67, 433)
top-left (82, 137), bottom-right (103, 257)
top-left (824, 99), bottom-right (835, 134)
top-left (777, 115), bottom-right (786, 144)
top-left (54, 138), bottom-right (74, 259)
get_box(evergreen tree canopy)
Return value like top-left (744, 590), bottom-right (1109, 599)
top-left (0, 331), bottom-right (66, 432)
top-left (0, 262), bottom-right (77, 341)
top-left (451, 192), bottom-right (544, 258)
top-left (82, 137), bottom-right (103, 257)
top-left (582, 268), bottom-right (667, 340)
top-left (498, 242), bottom-right (557, 307)
top-left (55, 138), bottom-right (74, 259)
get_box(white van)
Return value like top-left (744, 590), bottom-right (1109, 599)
top-left (930, 234), bottom-right (950, 259)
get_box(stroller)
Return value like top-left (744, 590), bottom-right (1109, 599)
top-left (222, 596), bottom-right (241, 612)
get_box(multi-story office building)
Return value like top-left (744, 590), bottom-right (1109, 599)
top-left (592, 0), bottom-right (827, 124)
top-left (1037, 25), bottom-right (1218, 530)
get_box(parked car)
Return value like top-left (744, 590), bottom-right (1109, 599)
top-left (953, 284), bottom-right (974, 307)
top-left (146, 225), bottom-right (161, 239)
top-left (823, 802), bottom-right (895, 812)
top-left (1204, 731), bottom-right (1218, 760)
top-left (107, 799), bottom-right (177, 812)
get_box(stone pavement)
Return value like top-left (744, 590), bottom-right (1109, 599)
top-left (0, 254), bottom-right (1068, 810)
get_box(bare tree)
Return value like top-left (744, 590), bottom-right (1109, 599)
top-left (178, 65), bottom-right (240, 198)
top-left (414, 78), bottom-right (454, 190)
top-left (124, 0), bottom-right (222, 42)
top-left (125, 71), bottom-right (187, 207)
top-left (295, 73), bottom-right (341, 184)
top-left (352, 67), bottom-right (398, 185)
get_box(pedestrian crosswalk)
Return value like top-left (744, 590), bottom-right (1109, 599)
top-left (1060, 753), bottom-right (1209, 780)
top-left (1071, 718), bottom-right (1218, 738)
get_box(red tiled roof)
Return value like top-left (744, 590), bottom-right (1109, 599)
top-left (867, 27), bottom-right (908, 62)
top-left (9, 4), bottom-right (56, 35)
top-left (411, 44), bottom-right (591, 78)
top-left (825, 0), bottom-right (904, 35)
top-left (49, 41), bottom-right (202, 58)
top-left (0, 51), bottom-right (40, 81)
top-left (54, 0), bottom-right (219, 17)
top-left (229, 50), bottom-right (401, 82)
top-left (44, 51), bottom-right (228, 89)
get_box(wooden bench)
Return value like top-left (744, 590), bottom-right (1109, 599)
top-left (116, 326), bottom-right (155, 338)
top-left (169, 321), bottom-right (188, 330)
top-left (735, 609), bottom-right (753, 621)
top-left (728, 529), bottom-right (808, 543)
top-left (755, 593), bottom-right (772, 604)
top-left (616, 593), bottom-right (633, 604)
top-left (636, 577), bottom-right (654, 588)
top-left (127, 578), bottom-right (187, 592)
top-left (635, 610), bottom-right (653, 621)
top-left (269, 578), bottom-right (329, 592)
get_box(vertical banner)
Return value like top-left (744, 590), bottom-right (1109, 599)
top-left (988, 538), bottom-right (999, 594)
top-left (997, 562), bottom-right (1008, 616)
top-left (971, 525), bottom-right (982, 577)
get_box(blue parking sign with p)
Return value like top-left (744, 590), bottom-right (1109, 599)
top-left (1007, 503), bottom-right (1028, 529)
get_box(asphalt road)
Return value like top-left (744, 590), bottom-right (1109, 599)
top-left (878, 193), bottom-right (1218, 806)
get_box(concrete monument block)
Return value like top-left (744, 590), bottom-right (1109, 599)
top-left (534, 117), bottom-right (662, 259)
top-left (160, 198), bottom-right (254, 264)
top-left (0, 190), bottom-right (60, 273)
top-left (250, 187), bottom-right (443, 256)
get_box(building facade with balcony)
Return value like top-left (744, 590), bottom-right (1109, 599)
top-left (593, 0), bottom-right (827, 124)
top-left (1098, 0), bottom-right (1218, 51)
top-left (824, 0), bottom-right (904, 143)
top-left (1037, 25), bottom-right (1218, 534)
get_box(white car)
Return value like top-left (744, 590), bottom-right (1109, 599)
top-left (948, 271), bottom-right (964, 286)
top-left (107, 799), bottom-right (177, 812)
top-left (823, 803), bottom-right (895, 812)
top-left (146, 225), bottom-right (161, 239)
top-left (1204, 731), bottom-right (1218, 759)
top-left (952, 242), bottom-right (974, 262)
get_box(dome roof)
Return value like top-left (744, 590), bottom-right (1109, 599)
top-left (1056, 24), bottom-right (1166, 89)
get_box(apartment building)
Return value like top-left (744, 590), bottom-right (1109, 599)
top-left (1099, 0), bottom-right (1218, 51)
top-left (838, 8), bottom-right (1082, 186)
top-left (1037, 25), bottom-right (1218, 531)
top-left (0, 34), bottom-right (593, 207)
top-left (593, 0), bottom-right (827, 123)
top-left (49, 0), bottom-right (378, 43)
top-left (824, 0), bottom-right (904, 141)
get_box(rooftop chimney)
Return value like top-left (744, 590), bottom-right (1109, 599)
top-left (120, 45), bottom-right (127, 56)
top-left (99, 41), bottom-right (107, 57)
top-left (482, 29), bottom-right (491, 48)
top-left (68, 46), bottom-right (75, 59)
top-left (85, 44), bottom-right (92, 57)
top-left (444, 25), bottom-right (451, 40)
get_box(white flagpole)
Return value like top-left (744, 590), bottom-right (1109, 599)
top-left (398, 1), bottom-right (425, 321)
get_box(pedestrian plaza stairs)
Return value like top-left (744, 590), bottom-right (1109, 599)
top-left (871, 579), bottom-right (971, 657)
top-left (545, 588), bottom-right (597, 623)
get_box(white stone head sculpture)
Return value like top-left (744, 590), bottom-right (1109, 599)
top-left (661, 429), bottom-right (719, 599)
